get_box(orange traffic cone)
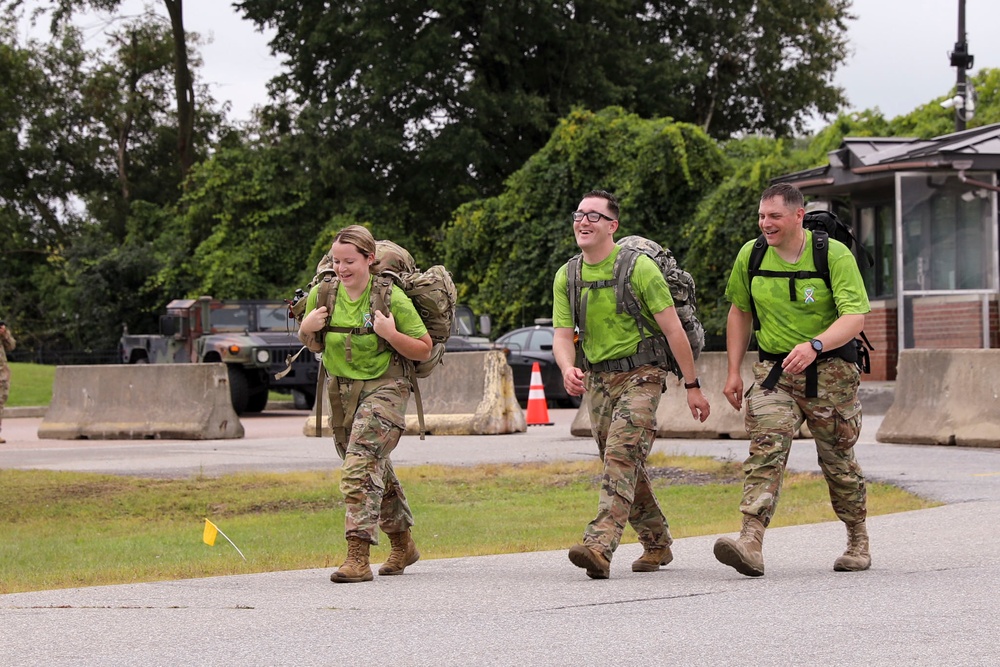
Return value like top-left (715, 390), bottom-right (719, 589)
top-left (526, 362), bottom-right (554, 426)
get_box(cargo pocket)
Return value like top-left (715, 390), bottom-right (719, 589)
top-left (371, 399), bottom-right (405, 431)
top-left (615, 478), bottom-right (635, 505)
top-left (831, 399), bottom-right (862, 450)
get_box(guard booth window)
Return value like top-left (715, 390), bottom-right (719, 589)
top-left (859, 204), bottom-right (895, 298)
top-left (900, 175), bottom-right (993, 291)
top-left (897, 171), bottom-right (998, 351)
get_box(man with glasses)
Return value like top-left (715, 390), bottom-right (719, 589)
top-left (552, 189), bottom-right (710, 579)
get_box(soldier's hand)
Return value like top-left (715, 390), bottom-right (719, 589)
top-left (687, 389), bottom-right (711, 422)
top-left (301, 306), bottom-right (328, 334)
top-left (723, 372), bottom-right (744, 411)
top-left (562, 366), bottom-right (586, 397)
top-left (372, 310), bottom-right (396, 338)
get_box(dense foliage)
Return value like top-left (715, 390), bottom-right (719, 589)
top-left (2, 1), bottom-right (998, 359)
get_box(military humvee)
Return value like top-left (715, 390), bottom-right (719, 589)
top-left (119, 296), bottom-right (317, 415)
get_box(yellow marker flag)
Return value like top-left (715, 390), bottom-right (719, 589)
top-left (203, 519), bottom-right (219, 546)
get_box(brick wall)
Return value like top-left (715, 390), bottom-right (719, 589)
top-left (911, 296), bottom-right (994, 349)
top-left (863, 300), bottom-right (897, 381)
top-left (862, 296), bottom-right (999, 382)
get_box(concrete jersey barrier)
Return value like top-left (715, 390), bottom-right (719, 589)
top-left (304, 350), bottom-right (526, 437)
top-left (37, 364), bottom-right (244, 440)
top-left (877, 349), bottom-right (1000, 448)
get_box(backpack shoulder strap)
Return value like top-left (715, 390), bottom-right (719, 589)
top-left (612, 246), bottom-right (641, 319)
top-left (748, 234), bottom-right (768, 276)
top-left (811, 230), bottom-right (832, 290)
top-left (370, 274), bottom-right (396, 353)
top-left (315, 274), bottom-right (340, 340)
top-left (566, 255), bottom-right (583, 330)
top-left (747, 234), bottom-right (768, 331)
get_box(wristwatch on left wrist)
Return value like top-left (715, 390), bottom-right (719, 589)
top-left (683, 378), bottom-right (701, 389)
top-left (810, 338), bottom-right (824, 353)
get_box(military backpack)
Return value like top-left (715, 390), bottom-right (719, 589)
top-left (566, 235), bottom-right (704, 379)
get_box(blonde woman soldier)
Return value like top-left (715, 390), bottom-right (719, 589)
top-left (298, 225), bottom-right (432, 584)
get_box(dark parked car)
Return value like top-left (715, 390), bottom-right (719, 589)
top-left (496, 323), bottom-right (581, 409)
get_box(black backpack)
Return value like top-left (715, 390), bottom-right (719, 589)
top-left (747, 210), bottom-right (873, 393)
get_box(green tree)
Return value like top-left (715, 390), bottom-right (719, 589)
top-left (0, 4), bottom-right (227, 352)
top-left (439, 107), bottom-right (727, 331)
top-left (237, 0), bottom-right (852, 244)
top-left (21, 0), bottom-right (201, 178)
top-left (887, 68), bottom-right (1000, 138)
top-left (684, 136), bottom-right (809, 337)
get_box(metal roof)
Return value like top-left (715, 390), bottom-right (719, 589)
top-left (774, 122), bottom-right (1000, 192)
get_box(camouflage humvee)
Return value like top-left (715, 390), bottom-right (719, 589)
top-left (119, 296), bottom-right (318, 415)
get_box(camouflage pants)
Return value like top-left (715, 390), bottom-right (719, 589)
top-left (334, 377), bottom-right (414, 545)
top-left (583, 364), bottom-right (672, 562)
top-left (741, 357), bottom-right (866, 527)
top-left (0, 374), bottom-right (8, 436)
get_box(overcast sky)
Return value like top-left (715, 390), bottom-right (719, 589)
top-left (19, 0), bottom-right (1000, 131)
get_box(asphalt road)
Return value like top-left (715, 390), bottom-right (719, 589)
top-left (2, 408), bottom-right (999, 666)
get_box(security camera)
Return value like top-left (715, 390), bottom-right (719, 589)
top-left (940, 95), bottom-right (964, 110)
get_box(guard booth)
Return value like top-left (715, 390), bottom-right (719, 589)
top-left (772, 123), bottom-right (1000, 380)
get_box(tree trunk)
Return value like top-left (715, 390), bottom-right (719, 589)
top-left (164, 0), bottom-right (194, 180)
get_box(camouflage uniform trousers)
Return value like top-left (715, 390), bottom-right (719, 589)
top-left (583, 364), bottom-right (673, 562)
top-left (0, 374), bottom-right (8, 437)
top-left (334, 376), bottom-right (414, 545)
top-left (741, 356), bottom-right (866, 527)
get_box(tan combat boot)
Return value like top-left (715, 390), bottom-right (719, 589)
top-left (568, 544), bottom-right (611, 579)
top-left (631, 544), bottom-right (673, 572)
top-left (713, 515), bottom-right (766, 577)
top-left (834, 521), bottom-right (871, 572)
top-left (330, 537), bottom-right (374, 583)
top-left (378, 529), bottom-right (420, 576)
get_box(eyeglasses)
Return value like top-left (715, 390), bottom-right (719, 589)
top-left (572, 210), bottom-right (616, 223)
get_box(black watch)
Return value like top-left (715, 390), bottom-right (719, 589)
top-left (810, 338), bottom-right (824, 353)
top-left (683, 378), bottom-right (701, 389)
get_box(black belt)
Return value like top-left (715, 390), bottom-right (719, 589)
top-left (587, 349), bottom-right (658, 373)
top-left (758, 344), bottom-right (856, 398)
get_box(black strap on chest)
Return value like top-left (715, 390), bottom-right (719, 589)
top-left (747, 231), bottom-right (831, 332)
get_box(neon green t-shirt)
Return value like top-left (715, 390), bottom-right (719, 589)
top-left (305, 278), bottom-right (427, 380)
top-left (725, 230), bottom-right (870, 354)
top-left (553, 246), bottom-right (674, 364)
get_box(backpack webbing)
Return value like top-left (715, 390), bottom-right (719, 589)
top-left (566, 248), bottom-right (676, 376)
top-left (746, 230), bottom-right (873, 395)
top-left (313, 274), bottom-right (427, 446)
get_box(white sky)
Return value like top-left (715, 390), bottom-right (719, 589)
top-left (16, 0), bottom-right (1000, 130)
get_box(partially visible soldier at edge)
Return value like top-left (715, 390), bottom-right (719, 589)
top-left (716, 182), bottom-right (872, 577)
top-left (0, 320), bottom-right (16, 444)
top-left (552, 189), bottom-right (710, 580)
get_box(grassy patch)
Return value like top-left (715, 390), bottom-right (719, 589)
top-left (6, 362), bottom-right (55, 407)
top-left (0, 452), bottom-right (937, 594)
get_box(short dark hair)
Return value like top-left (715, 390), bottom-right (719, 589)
top-left (761, 183), bottom-right (804, 209)
top-left (582, 189), bottom-right (620, 219)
